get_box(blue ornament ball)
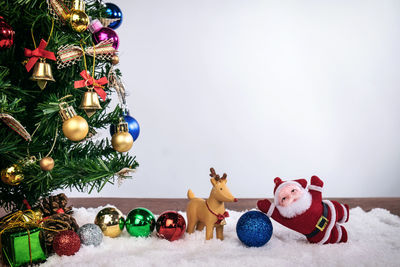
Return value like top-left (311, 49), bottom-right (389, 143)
top-left (236, 211), bottom-right (273, 247)
top-left (124, 115), bottom-right (140, 141)
top-left (110, 115), bottom-right (140, 141)
top-left (105, 3), bottom-right (123, 29)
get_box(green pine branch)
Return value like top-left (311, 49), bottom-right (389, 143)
top-left (0, 0), bottom-right (139, 211)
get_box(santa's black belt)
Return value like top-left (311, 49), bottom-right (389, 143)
top-left (305, 202), bottom-right (329, 239)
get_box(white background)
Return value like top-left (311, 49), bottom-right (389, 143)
top-left (67, 0), bottom-right (400, 198)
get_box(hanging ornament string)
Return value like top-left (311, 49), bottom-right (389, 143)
top-left (80, 41), bottom-right (96, 76)
top-left (26, 120), bottom-right (58, 160)
top-left (26, 95), bottom-right (75, 161)
top-left (26, 123), bottom-right (41, 158)
top-left (30, 18), bottom-right (55, 50)
top-left (74, 42), bottom-right (108, 100)
top-left (44, 121), bottom-right (59, 158)
top-left (58, 94), bottom-right (74, 103)
top-left (25, 18), bottom-right (56, 72)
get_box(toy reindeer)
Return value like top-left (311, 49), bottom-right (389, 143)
top-left (186, 168), bottom-right (237, 240)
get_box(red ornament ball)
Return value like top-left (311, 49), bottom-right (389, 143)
top-left (156, 211), bottom-right (186, 241)
top-left (0, 16), bottom-right (14, 49)
top-left (53, 230), bottom-right (81, 256)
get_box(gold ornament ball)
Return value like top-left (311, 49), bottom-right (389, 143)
top-left (69, 10), bottom-right (89, 32)
top-left (111, 132), bottom-right (133, 152)
top-left (1, 164), bottom-right (24, 186)
top-left (111, 55), bottom-right (119, 65)
top-left (94, 207), bottom-right (125, 238)
top-left (39, 157), bottom-right (55, 171)
top-left (62, 115), bottom-right (89, 141)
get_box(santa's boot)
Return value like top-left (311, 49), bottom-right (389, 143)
top-left (331, 201), bottom-right (349, 223)
top-left (339, 225), bottom-right (348, 243)
top-left (326, 225), bottom-right (339, 244)
top-left (326, 224), bottom-right (348, 244)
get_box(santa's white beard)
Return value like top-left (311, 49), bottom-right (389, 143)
top-left (275, 190), bottom-right (312, 219)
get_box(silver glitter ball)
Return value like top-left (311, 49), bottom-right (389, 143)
top-left (77, 223), bottom-right (103, 246)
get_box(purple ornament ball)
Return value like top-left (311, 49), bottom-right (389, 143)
top-left (89, 19), bottom-right (119, 49)
top-left (94, 27), bottom-right (119, 49)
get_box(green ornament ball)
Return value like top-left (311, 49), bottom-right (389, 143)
top-left (125, 207), bottom-right (156, 237)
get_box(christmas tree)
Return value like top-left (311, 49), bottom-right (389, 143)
top-left (0, 0), bottom-right (138, 211)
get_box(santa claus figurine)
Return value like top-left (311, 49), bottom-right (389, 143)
top-left (257, 176), bottom-right (349, 244)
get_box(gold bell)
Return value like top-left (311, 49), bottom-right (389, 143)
top-left (79, 89), bottom-right (101, 117)
top-left (30, 58), bottom-right (55, 90)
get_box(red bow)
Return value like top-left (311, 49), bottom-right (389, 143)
top-left (24, 39), bottom-right (56, 72)
top-left (74, 70), bottom-right (108, 101)
top-left (216, 211), bottom-right (229, 224)
top-left (23, 199), bottom-right (32, 210)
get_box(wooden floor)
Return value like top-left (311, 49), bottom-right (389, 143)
top-left (1, 198), bottom-right (399, 217)
top-left (68, 198), bottom-right (400, 216)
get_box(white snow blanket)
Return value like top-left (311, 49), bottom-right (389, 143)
top-left (42, 206), bottom-right (400, 267)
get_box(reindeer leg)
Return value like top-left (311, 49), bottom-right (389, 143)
top-left (205, 224), bottom-right (214, 240)
top-left (186, 219), bottom-right (197, 234)
top-left (216, 225), bottom-right (224, 240)
top-left (196, 221), bottom-right (205, 231)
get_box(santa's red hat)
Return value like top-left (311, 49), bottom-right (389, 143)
top-left (273, 177), bottom-right (308, 205)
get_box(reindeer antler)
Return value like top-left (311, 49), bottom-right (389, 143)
top-left (210, 168), bottom-right (227, 181)
top-left (210, 167), bottom-right (220, 181)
